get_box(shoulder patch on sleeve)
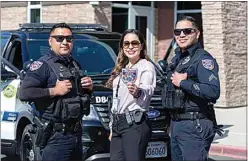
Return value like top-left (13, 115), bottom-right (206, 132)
top-left (30, 61), bottom-right (43, 71)
top-left (202, 59), bottom-right (214, 70)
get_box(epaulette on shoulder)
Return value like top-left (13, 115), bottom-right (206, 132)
top-left (198, 48), bottom-right (213, 58)
top-left (39, 53), bottom-right (53, 62)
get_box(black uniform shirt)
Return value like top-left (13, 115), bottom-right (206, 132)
top-left (18, 51), bottom-right (78, 103)
top-left (170, 42), bottom-right (220, 111)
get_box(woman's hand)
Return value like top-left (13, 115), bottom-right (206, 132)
top-left (127, 82), bottom-right (141, 98)
top-left (81, 77), bottom-right (93, 90)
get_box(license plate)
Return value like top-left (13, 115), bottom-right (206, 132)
top-left (145, 141), bottom-right (167, 158)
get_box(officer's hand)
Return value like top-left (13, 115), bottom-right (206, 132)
top-left (127, 82), bottom-right (139, 96)
top-left (52, 79), bottom-right (72, 96)
top-left (171, 72), bottom-right (187, 87)
top-left (81, 77), bottom-right (93, 90)
top-left (108, 129), bottom-right (112, 141)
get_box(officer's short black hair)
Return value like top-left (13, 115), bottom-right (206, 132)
top-left (176, 16), bottom-right (199, 29)
top-left (50, 22), bottom-right (72, 35)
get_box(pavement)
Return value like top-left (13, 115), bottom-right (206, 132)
top-left (209, 106), bottom-right (247, 160)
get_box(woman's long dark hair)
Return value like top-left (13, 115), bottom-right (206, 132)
top-left (105, 29), bottom-right (151, 89)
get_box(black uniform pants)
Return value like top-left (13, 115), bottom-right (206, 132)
top-left (41, 131), bottom-right (82, 161)
top-left (110, 114), bottom-right (151, 161)
top-left (170, 118), bottom-right (215, 161)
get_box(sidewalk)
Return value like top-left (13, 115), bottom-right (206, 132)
top-left (209, 106), bottom-right (247, 160)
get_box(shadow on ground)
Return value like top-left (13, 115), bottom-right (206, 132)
top-left (212, 124), bottom-right (233, 144)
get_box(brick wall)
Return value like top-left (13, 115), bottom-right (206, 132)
top-left (94, 2), bottom-right (112, 31)
top-left (154, 8), bottom-right (159, 62)
top-left (202, 2), bottom-right (247, 108)
top-left (1, 7), bottom-right (27, 30)
top-left (222, 2), bottom-right (247, 107)
top-left (37, 3), bottom-right (111, 30)
top-left (157, 1), bottom-right (174, 61)
top-left (42, 4), bottom-right (95, 24)
top-left (1, 2), bottom-right (112, 31)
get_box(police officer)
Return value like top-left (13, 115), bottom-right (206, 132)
top-left (165, 16), bottom-right (221, 161)
top-left (18, 23), bottom-right (93, 161)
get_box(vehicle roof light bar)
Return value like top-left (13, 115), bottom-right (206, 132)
top-left (19, 23), bottom-right (108, 31)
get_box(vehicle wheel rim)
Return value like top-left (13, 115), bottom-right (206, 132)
top-left (23, 133), bottom-right (34, 161)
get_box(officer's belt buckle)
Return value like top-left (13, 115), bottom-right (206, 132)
top-left (62, 124), bottom-right (65, 132)
top-left (189, 112), bottom-right (195, 120)
top-left (53, 123), bottom-right (66, 133)
top-left (173, 113), bottom-right (180, 121)
top-left (175, 114), bottom-right (179, 121)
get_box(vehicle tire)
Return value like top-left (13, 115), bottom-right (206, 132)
top-left (19, 124), bottom-right (41, 161)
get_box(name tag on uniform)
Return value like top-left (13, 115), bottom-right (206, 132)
top-left (112, 97), bottom-right (120, 113)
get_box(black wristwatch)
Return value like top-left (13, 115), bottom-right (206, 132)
top-left (134, 88), bottom-right (142, 98)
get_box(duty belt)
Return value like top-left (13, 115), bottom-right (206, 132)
top-left (113, 110), bottom-right (147, 125)
top-left (53, 121), bottom-right (81, 133)
top-left (171, 112), bottom-right (206, 121)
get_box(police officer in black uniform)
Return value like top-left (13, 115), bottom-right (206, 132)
top-left (162, 16), bottom-right (221, 161)
top-left (18, 23), bottom-right (93, 161)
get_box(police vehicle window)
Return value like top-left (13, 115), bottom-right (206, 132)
top-left (8, 41), bottom-right (23, 70)
top-left (101, 40), bottom-right (119, 55)
top-left (27, 39), bottom-right (116, 75)
top-left (26, 39), bottom-right (50, 61)
top-left (72, 40), bottom-right (116, 75)
top-left (1, 35), bottom-right (10, 54)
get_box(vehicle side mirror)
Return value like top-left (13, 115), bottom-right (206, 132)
top-left (157, 60), bottom-right (168, 74)
top-left (20, 60), bottom-right (33, 80)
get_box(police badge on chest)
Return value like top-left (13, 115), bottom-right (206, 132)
top-left (182, 56), bottom-right (190, 65)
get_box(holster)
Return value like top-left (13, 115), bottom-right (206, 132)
top-left (207, 104), bottom-right (224, 136)
top-left (131, 110), bottom-right (144, 123)
top-left (35, 128), bottom-right (52, 149)
top-left (206, 105), bottom-right (217, 125)
top-left (35, 121), bottom-right (53, 149)
top-left (124, 109), bottom-right (145, 125)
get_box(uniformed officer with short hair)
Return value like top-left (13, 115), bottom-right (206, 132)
top-left (164, 16), bottom-right (221, 161)
top-left (18, 22), bottom-right (93, 161)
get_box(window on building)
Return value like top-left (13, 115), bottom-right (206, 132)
top-left (28, 1), bottom-right (41, 23)
top-left (30, 1), bottom-right (40, 5)
top-left (136, 16), bottom-right (147, 40)
top-left (177, 1), bottom-right (201, 10)
top-left (112, 7), bottom-right (128, 34)
top-left (112, 1), bottom-right (129, 5)
top-left (132, 1), bottom-right (151, 7)
top-left (175, 1), bottom-right (204, 47)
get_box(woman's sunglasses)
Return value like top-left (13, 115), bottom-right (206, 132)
top-left (123, 40), bottom-right (140, 49)
top-left (51, 35), bottom-right (73, 43)
top-left (173, 28), bottom-right (197, 36)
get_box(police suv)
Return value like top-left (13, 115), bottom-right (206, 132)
top-left (1, 23), bottom-right (170, 161)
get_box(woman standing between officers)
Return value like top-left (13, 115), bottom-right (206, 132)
top-left (105, 29), bottom-right (156, 161)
